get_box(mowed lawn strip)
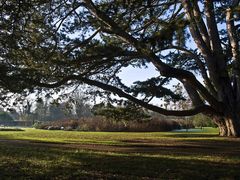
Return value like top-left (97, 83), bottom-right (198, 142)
top-left (0, 128), bottom-right (240, 179)
top-left (0, 127), bottom-right (219, 144)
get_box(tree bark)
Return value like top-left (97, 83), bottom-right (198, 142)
top-left (225, 116), bottom-right (240, 137)
top-left (213, 115), bottom-right (240, 137)
top-left (213, 116), bottom-right (227, 136)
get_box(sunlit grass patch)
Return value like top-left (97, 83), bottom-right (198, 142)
top-left (0, 127), bottom-right (219, 144)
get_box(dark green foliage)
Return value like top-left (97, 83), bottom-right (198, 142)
top-left (34, 102), bottom-right (70, 121)
top-left (0, 0), bottom-right (192, 97)
top-left (131, 77), bottom-right (185, 101)
top-left (0, 0), bottom-right (207, 110)
top-left (192, 114), bottom-right (217, 128)
top-left (92, 102), bottom-right (150, 121)
top-left (1, 0), bottom-right (240, 136)
top-left (0, 111), bottom-right (13, 122)
top-left (48, 104), bottom-right (66, 121)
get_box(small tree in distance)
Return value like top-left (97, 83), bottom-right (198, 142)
top-left (70, 91), bottom-right (93, 119)
top-left (193, 114), bottom-right (217, 129)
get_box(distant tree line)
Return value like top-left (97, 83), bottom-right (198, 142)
top-left (0, 108), bottom-right (13, 122)
top-left (0, 90), bottom-right (217, 130)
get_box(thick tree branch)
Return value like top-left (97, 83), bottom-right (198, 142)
top-left (80, 77), bottom-right (218, 116)
top-left (226, 8), bottom-right (240, 103)
top-left (181, 0), bottom-right (212, 58)
top-left (204, 0), bottom-right (223, 54)
top-left (33, 75), bottom-right (220, 116)
top-left (181, 80), bottom-right (204, 107)
top-left (181, 0), bottom-right (232, 101)
top-left (83, 0), bottom-right (220, 110)
top-left (163, 45), bottom-right (217, 97)
top-left (149, 53), bottom-right (220, 110)
top-left (226, 9), bottom-right (239, 63)
top-left (192, 0), bottom-right (211, 48)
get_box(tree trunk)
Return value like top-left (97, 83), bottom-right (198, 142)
top-left (225, 117), bottom-right (240, 137)
top-left (213, 115), bottom-right (240, 137)
top-left (213, 117), bottom-right (227, 136)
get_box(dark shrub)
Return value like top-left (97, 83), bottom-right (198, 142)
top-left (35, 116), bottom-right (181, 132)
top-left (0, 128), bottom-right (24, 131)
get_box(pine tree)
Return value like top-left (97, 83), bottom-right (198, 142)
top-left (1, 1), bottom-right (240, 136)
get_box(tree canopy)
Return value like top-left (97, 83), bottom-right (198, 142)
top-left (1, 0), bottom-right (240, 136)
top-left (92, 102), bottom-right (150, 121)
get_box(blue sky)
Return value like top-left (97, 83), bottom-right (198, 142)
top-left (118, 64), bottom-right (159, 85)
top-left (118, 64), bottom-right (166, 106)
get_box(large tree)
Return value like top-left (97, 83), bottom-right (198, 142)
top-left (1, 0), bottom-right (240, 136)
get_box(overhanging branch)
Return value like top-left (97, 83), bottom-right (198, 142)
top-left (162, 45), bottom-right (217, 97)
top-left (32, 75), bottom-right (220, 116)
top-left (82, 0), bottom-right (221, 110)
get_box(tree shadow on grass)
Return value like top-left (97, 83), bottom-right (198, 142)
top-left (0, 142), bottom-right (239, 179)
top-left (163, 133), bottom-right (219, 138)
top-left (0, 128), bottom-right (24, 131)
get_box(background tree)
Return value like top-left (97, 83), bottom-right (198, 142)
top-left (18, 100), bottom-right (34, 123)
top-left (0, 108), bottom-right (13, 123)
top-left (8, 109), bottom-right (19, 121)
top-left (192, 114), bottom-right (216, 129)
top-left (69, 91), bottom-right (93, 119)
top-left (34, 101), bottom-right (72, 121)
top-left (1, 1), bottom-right (240, 136)
top-left (47, 103), bottom-right (68, 121)
top-left (34, 99), bottom-right (49, 122)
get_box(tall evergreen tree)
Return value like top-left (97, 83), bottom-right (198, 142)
top-left (1, 1), bottom-right (240, 136)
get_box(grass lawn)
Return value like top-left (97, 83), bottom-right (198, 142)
top-left (0, 127), bottom-right (239, 179)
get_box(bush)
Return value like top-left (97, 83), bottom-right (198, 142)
top-left (192, 114), bottom-right (217, 128)
top-left (33, 121), bottom-right (47, 129)
top-left (35, 116), bottom-right (181, 132)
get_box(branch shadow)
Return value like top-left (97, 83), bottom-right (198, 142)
top-left (0, 141), bottom-right (239, 179)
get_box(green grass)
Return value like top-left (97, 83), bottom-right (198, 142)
top-left (0, 127), bottom-right (219, 144)
top-left (0, 127), bottom-right (239, 179)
